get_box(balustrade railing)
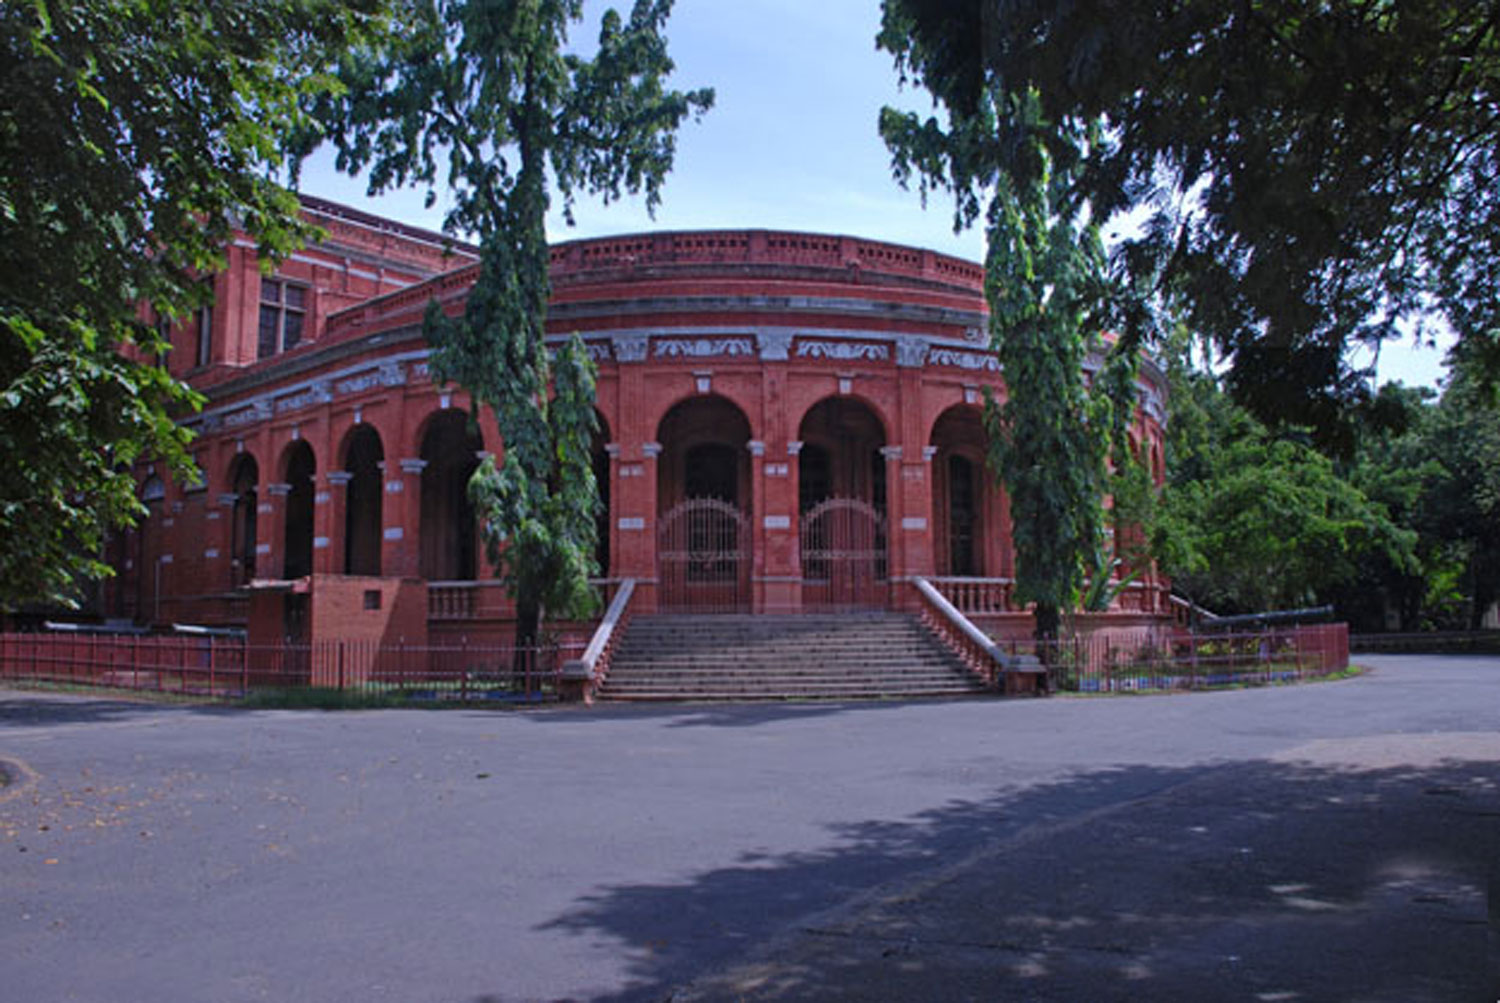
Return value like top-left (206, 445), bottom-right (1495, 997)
top-left (913, 578), bottom-right (1009, 689)
top-left (927, 577), bottom-right (1016, 614)
top-left (562, 579), bottom-right (636, 701)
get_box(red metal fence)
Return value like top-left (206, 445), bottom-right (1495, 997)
top-left (996, 623), bottom-right (1350, 693)
top-left (0, 632), bottom-right (581, 704)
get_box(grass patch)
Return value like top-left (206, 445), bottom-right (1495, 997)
top-left (239, 687), bottom-right (420, 710)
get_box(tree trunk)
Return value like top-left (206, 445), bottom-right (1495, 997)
top-left (1034, 601), bottom-right (1061, 661)
top-left (513, 590), bottom-right (541, 677)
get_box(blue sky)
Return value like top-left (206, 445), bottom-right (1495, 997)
top-left (297, 0), bottom-right (1451, 389)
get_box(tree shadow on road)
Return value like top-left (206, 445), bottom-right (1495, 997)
top-left (523, 754), bottom-right (1498, 1002)
top-left (0, 691), bottom-right (245, 729)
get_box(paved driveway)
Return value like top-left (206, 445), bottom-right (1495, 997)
top-left (1, 656), bottom-right (1496, 1002)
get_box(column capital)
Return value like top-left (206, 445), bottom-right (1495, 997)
top-left (399, 458), bottom-right (428, 475)
top-left (642, 441), bottom-right (663, 459)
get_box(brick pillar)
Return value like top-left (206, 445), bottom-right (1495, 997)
top-left (381, 458), bottom-right (424, 577)
top-left (603, 443), bottom-right (622, 577)
top-left (324, 470), bottom-right (352, 574)
top-left (213, 492), bottom-right (237, 587)
top-left (263, 482), bottom-right (290, 580)
top-left (759, 440), bottom-right (801, 614)
top-left (612, 441), bottom-right (659, 611)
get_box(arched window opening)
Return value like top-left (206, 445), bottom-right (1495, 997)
top-left (282, 442), bottom-right (315, 579)
top-left (655, 396), bottom-right (754, 611)
top-left (343, 425), bottom-right (384, 576)
top-left (797, 397), bottom-right (889, 609)
top-left (929, 405), bottom-right (990, 578)
top-left (420, 410), bottom-right (483, 581)
top-left (229, 455), bottom-right (259, 586)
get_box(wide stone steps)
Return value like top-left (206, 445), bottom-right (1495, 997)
top-left (597, 612), bottom-right (987, 702)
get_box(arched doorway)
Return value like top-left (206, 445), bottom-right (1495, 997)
top-left (656, 396), bottom-right (752, 611)
top-left (930, 405), bottom-right (990, 577)
top-left (281, 441), bottom-right (316, 580)
top-left (342, 425), bottom-right (384, 576)
top-left (228, 454), bottom-right (259, 586)
top-left (798, 397), bottom-right (889, 609)
top-left (420, 410), bottom-right (483, 581)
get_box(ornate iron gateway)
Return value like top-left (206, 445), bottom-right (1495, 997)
top-left (657, 497), bottom-right (751, 611)
top-left (800, 497), bottom-right (888, 609)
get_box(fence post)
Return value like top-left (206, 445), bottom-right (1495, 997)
top-left (337, 640), bottom-right (346, 692)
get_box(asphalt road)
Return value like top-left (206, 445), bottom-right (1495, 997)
top-left (1, 655), bottom-right (1496, 1002)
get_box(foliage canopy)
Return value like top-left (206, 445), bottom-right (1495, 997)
top-left (879, 0), bottom-right (1500, 449)
top-left (0, 0), bottom-right (385, 611)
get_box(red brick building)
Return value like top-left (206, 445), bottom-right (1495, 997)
top-left (107, 196), bottom-right (1170, 648)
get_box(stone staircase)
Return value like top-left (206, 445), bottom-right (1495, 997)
top-left (596, 612), bottom-right (989, 701)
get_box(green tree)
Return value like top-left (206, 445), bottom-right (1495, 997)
top-left (317, 0), bottom-right (711, 649)
top-left (1155, 350), bottom-right (1417, 615)
top-left (881, 20), bottom-right (1145, 642)
top-left (875, 0), bottom-right (1500, 450)
top-left (0, 0), bottom-right (385, 611)
top-left (1416, 364), bottom-right (1500, 628)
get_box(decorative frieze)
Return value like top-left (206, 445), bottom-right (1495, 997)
top-left (928, 348), bottom-right (1000, 372)
top-left (796, 340), bottom-right (889, 362)
top-left (901, 516), bottom-right (928, 531)
top-left (224, 400), bottom-right (273, 428)
top-left (617, 517), bottom-right (645, 531)
top-left (654, 337), bottom-right (755, 359)
top-left (383, 527), bottom-right (404, 540)
top-left (763, 515), bottom-right (791, 530)
top-left (274, 380), bottom-right (332, 415)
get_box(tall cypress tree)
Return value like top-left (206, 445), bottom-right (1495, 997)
top-left (319, 0), bottom-right (712, 649)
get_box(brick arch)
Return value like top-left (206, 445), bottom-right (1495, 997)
top-left (645, 383), bottom-right (764, 451)
top-left (654, 394), bottom-right (754, 513)
top-left (795, 396), bottom-right (889, 514)
top-left (279, 439), bottom-right (316, 579)
top-left (339, 423), bottom-right (385, 576)
top-left (418, 408), bottom-right (485, 581)
top-left (227, 452), bottom-right (259, 586)
top-left (929, 403), bottom-right (994, 577)
top-left (791, 389), bottom-right (894, 451)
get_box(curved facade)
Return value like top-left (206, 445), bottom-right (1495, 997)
top-left (110, 197), bottom-right (1170, 643)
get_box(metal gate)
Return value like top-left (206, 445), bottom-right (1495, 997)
top-left (658, 498), bottom-right (751, 612)
top-left (800, 498), bottom-right (888, 609)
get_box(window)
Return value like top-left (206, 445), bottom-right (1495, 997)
top-left (258, 278), bottom-right (306, 358)
top-left (195, 303), bottom-right (213, 368)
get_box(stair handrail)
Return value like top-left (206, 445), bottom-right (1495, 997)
top-left (913, 577), bottom-right (1009, 689)
top-left (562, 578), bottom-right (636, 700)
